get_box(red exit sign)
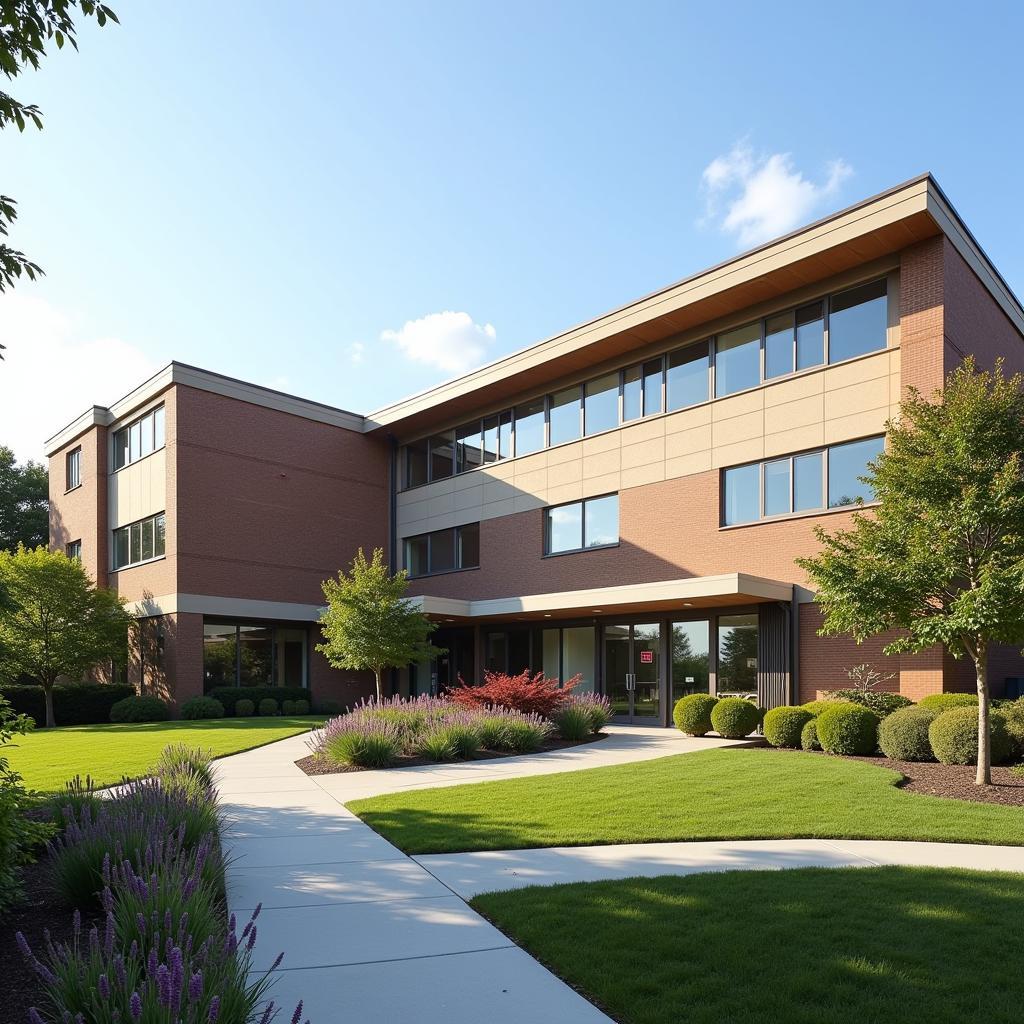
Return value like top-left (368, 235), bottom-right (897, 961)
top-left (640, 650), bottom-right (654, 664)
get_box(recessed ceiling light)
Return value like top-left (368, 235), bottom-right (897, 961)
top-left (682, 602), bottom-right (694, 607)
top-left (543, 613), bottom-right (552, 618)
top-left (592, 609), bottom-right (602, 613)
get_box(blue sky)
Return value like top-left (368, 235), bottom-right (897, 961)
top-left (3, 0), bottom-right (1024, 460)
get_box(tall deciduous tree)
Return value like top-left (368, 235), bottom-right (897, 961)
top-left (0, 445), bottom-right (48, 549)
top-left (318, 547), bottom-right (444, 701)
top-left (0, 544), bottom-right (131, 726)
top-left (798, 359), bottom-right (1024, 785)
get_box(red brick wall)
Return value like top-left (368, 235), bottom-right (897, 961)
top-left (899, 237), bottom-right (946, 397)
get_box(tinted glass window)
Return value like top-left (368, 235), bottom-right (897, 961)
top-left (154, 513), bottom-right (166, 556)
top-left (763, 458), bottom-right (791, 517)
top-left (429, 433), bottom-right (454, 480)
top-left (514, 398), bottom-right (545, 456)
top-left (130, 521), bottom-right (142, 563)
top-left (546, 501), bottom-right (583, 554)
top-left (829, 280), bottom-right (887, 363)
top-left (141, 517), bottom-right (155, 561)
top-left (715, 322), bottom-right (761, 397)
top-left (405, 535), bottom-right (428, 577)
top-left (114, 429), bottom-right (129, 470)
top-left (764, 312), bottom-right (794, 379)
top-left (455, 421), bottom-right (483, 473)
top-left (430, 529), bottom-right (456, 573)
top-left (458, 522), bottom-right (480, 568)
top-left (584, 494), bottom-right (619, 547)
top-left (129, 421), bottom-right (142, 462)
top-left (667, 343), bottom-right (709, 411)
top-left (723, 463), bottom-right (760, 526)
top-left (549, 386), bottom-right (581, 446)
top-left (154, 406), bottom-right (166, 450)
top-left (794, 451), bottom-right (823, 511)
top-left (622, 365), bottom-right (641, 422)
top-left (497, 410), bottom-right (512, 459)
top-left (481, 415), bottom-right (499, 463)
top-left (406, 439), bottom-right (428, 487)
top-left (643, 358), bottom-right (663, 416)
top-left (584, 373), bottom-right (619, 435)
top-left (796, 301), bottom-right (825, 370)
top-left (828, 436), bottom-right (883, 507)
top-left (114, 527), bottom-right (130, 569)
top-left (717, 614), bottom-right (758, 698)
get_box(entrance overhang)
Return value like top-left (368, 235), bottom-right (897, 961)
top-left (410, 572), bottom-right (793, 624)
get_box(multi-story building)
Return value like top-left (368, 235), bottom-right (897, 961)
top-left (47, 174), bottom-right (1024, 720)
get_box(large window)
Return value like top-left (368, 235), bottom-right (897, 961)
top-left (715, 322), bottom-right (761, 397)
top-left (203, 621), bottom-right (308, 690)
top-left (622, 357), bottom-right (664, 421)
top-left (717, 614), bottom-right (758, 697)
top-left (828, 280), bottom-right (888, 364)
top-left (455, 421), bottom-right (483, 473)
top-left (113, 405), bottom-right (165, 471)
top-left (667, 344), bottom-right (709, 411)
top-left (66, 447), bottom-right (82, 490)
top-left (514, 398), bottom-right (546, 456)
top-left (549, 386), bottom-right (582, 446)
top-left (544, 493), bottom-right (619, 554)
top-left (541, 625), bottom-right (596, 693)
top-left (112, 511), bottom-right (166, 569)
top-left (584, 373), bottom-right (619, 435)
top-left (722, 435), bottom-right (884, 525)
top-left (404, 522), bottom-right (480, 578)
top-left (671, 620), bottom-right (710, 703)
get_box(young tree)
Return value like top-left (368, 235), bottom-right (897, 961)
top-left (0, 446), bottom-right (48, 549)
top-left (798, 359), bottom-right (1024, 785)
top-left (0, 544), bottom-right (132, 726)
top-left (317, 547), bottom-right (444, 701)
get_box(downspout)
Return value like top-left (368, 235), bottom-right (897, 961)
top-left (790, 593), bottom-right (800, 705)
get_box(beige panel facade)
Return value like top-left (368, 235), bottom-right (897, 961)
top-left (109, 448), bottom-right (168, 528)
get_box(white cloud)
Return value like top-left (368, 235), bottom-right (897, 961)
top-left (0, 293), bottom-right (160, 463)
top-left (381, 310), bottom-right (496, 375)
top-left (347, 341), bottom-right (365, 365)
top-left (701, 143), bottom-right (853, 248)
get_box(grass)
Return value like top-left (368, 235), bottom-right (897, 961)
top-left (8, 716), bottom-right (324, 792)
top-left (348, 747), bottom-right (1024, 853)
top-left (472, 866), bottom-right (1024, 1024)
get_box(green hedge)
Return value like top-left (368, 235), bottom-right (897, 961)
top-left (180, 696), bottom-right (225, 720)
top-left (800, 718), bottom-right (820, 751)
top-left (207, 686), bottom-right (308, 715)
top-left (928, 707), bottom-right (1013, 766)
top-left (763, 707), bottom-right (813, 749)
top-left (917, 693), bottom-right (978, 712)
top-left (0, 683), bottom-right (136, 726)
top-left (877, 705), bottom-right (938, 762)
top-left (816, 703), bottom-right (880, 756)
top-left (110, 695), bottom-right (172, 723)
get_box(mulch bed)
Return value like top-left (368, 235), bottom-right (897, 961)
top-left (295, 732), bottom-right (607, 776)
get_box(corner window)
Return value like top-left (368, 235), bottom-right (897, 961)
top-left (828, 280), bottom-right (888, 364)
top-left (66, 447), bottom-right (82, 490)
top-left (112, 405), bottom-right (166, 471)
top-left (544, 494), bottom-right (619, 555)
top-left (828, 436), bottom-right (884, 508)
top-left (112, 511), bottom-right (166, 570)
top-left (404, 522), bottom-right (480, 578)
top-left (66, 540), bottom-right (82, 560)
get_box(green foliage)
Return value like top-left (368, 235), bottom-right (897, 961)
top-left (292, 698), bottom-right (310, 715)
top-left (673, 693), bottom-right (718, 736)
top-left (710, 697), bottom-right (762, 738)
top-left (233, 697), bottom-right (255, 716)
top-left (1000, 700), bottom-right (1024, 758)
top-left (281, 699), bottom-right (295, 714)
top-left (258, 697), bottom-right (279, 716)
top-left (551, 703), bottom-right (593, 741)
top-left (917, 693), bottom-right (978, 712)
top-left (815, 703), bottom-right (880, 756)
top-left (0, 545), bottom-right (133, 726)
top-left (762, 706), bottom-right (813, 749)
top-left (498, 717), bottom-right (551, 753)
top-left (0, 682), bottom-right (134, 724)
top-left (180, 695), bottom-right (224, 720)
top-left (50, 773), bottom-right (99, 832)
top-left (800, 718), bottom-right (820, 751)
top-left (324, 727), bottom-right (401, 768)
top-left (207, 685), bottom-right (308, 714)
top-left (0, 446), bottom-right (48, 549)
top-left (109, 695), bottom-right (170, 723)
top-left (928, 707), bottom-right (1014, 766)
top-left (877, 705), bottom-right (939, 762)
top-left (800, 700), bottom-right (836, 716)
top-left (829, 689), bottom-right (913, 718)
top-left (417, 728), bottom-right (457, 762)
top-left (318, 547), bottom-right (444, 700)
top-left (153, 744), bottom-right (215, 790)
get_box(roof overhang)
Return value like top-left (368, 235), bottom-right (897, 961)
top-left (410, 573), bottom-right (793, 624)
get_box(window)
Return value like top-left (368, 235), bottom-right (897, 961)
top-left (671, 620), bottom-right (710, 702)
top-left (828, 279), bottom-right (888, 364)
top-left (112, 511), bottom-right (166, 569)
top-left (66, 540), bottom-right (82, 560)
top-left (642, 358), bottom-right (664, 416)
top-left (722, 436), bottom-right (883, 525)
top-left (764, 312), bottom-right (794, 380)
top-left (112, 405), bottom-right (165, 470)
top-left (406, 439), bottom-right (428, 487)
top-left (203, 621), bottom-right (308, 690)
top-left (584, 373), bottom-right (618, 435)
top-left (404, 522), bottom-right (480, 577)
top-left (429, 432), bottom-right (454, 481)
top-left (455, 421), bottom-right (483, 473)
top-left (544, 494), bottom-right (619, 554)
top-left (549, 386), bottom-right (582, 446)
top-left (667, 343), bottom-right (709, 411)
top-left (796, 301), bottom-right (825, 370)
top-left (66, 447), bottom-right (82, 490)
top-left (715, 322), bottom-right (760, 397)
top-left (622, 364), bottom-right (642, 422)
top-left (717, 614), bottom-right (758, 697)
top-left (514, 398), bottom-right (545, 456)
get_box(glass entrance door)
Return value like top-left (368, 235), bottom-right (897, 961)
top-left (604, 623), bottom-right (661, 723)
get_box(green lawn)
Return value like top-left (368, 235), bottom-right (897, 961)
top-left (8, 716), bottom-right (323, 792)
top-left (472, 866), bottom-right (1024, 1024)
top-left (348, 747), bottom-right (1024, 853)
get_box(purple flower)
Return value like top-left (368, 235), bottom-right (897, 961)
top-left (259, 1001), bottom-right (275, 1024)
top-left (270, 951), bottom-right (284, 970)
top-left (189, 970), bottom-right (203, 1001)
top-left (15, 931), bottom-right (31, 959)
top-left (115, 953), bottom-right (127, 987)
top-left (98, 973), bottom-right (110, 999)
top-left (130, 991), bottom-right (143, 1022)
top-left (72, 909), bottom-right (81, 935)
top-left (246, 925), bottom-right (258, 952)
top-left (156, 963), bottom-right (171, 1007)
top-left (27, 1009), bottom-right (45, 1024)
top-left (208, 996), bottom-right (221, 1022)
top-left (291, 1000), bottom-right (305, 1024)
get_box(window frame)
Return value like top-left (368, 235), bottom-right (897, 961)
top-left (65, 446), bottom-right (82, 491)
top-left (543, 493), bottom-right (620, 556)
top-left (111, 404), bottom-right (166, 472)
top-left (111, 511), bottom-right (167, 571)
top-left (66, 539), bottom-right (82, 560)
top-left (403, 522), bottom-right (481, 579)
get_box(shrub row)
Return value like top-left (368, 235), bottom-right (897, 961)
top-left (208, 686), bottom-right (310, 715)
top-left (673, 694), bottom-right (763, 739)
top-left (0, 683), bottom-right (135, 726)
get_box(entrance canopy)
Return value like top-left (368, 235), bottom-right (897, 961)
top-left (410, 572), bottom-right (793, 624)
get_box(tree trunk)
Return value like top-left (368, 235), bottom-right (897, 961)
top-left (975, 651), bottom-right (991, 786)
top-left (43, 683), bottom-right (55, 729)
top-left (373, 668), bottom-right (383, 703)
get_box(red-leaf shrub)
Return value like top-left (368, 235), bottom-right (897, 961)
top-left (451, 669), bottom-right (579, 717)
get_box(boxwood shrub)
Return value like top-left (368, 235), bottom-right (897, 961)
top-left (1000, 700), bottom-right (1024, 758)
top-left (928, 706), bottom-right (1013, 765)
top-left (800, 699), bottom-right (837, 717)
top-left (877, 705), bottom-right (938, 761)
top-left (917, 693), bottom-right (978, 712)
top-left (180, 696), bottom-right (225, 720)
top-left (234, 698), bottom-right (255, 717)
top-left (710, 697), bottom-right (762, 739)
top-left (673, 694), bottom-right (718, 736)
top-left (763, 706), bottom-right (813, 749)
top-left (800, 718), bottom-right (820, 751)
top-left (109, 695), bottom-right (171, 723)
top-left (258, 697), bottom-right (279, 716)
top-left (0, 683), bottom-right (135, 726)
top-left (829, 689), bottom-right (914, 718)
top-left (815, 703), bottom-right (880, 756)
top-left (207, 686), bottom-right (308, 715)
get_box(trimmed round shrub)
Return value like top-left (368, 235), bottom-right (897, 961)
top-left (829, 689), bottom-right (914, 719)
top-left (878, 705), bottom-right (938, 762)
top-left (800, 718), bottom-right (820, 751)
top-left (180, 696), bottom-right (224, 720)
top-left (815, 703), bottom-right (880, 756)
top-left (918, 693), bottom-right (978, 712)
top-left (928, 706), bottom-right (1013, 766)
top-left (292, 698), bottom-right (311, 716)
top-left (800, 699), bottom-right (837, 717)
top-left (280, 699), bottom-right (296, 715)
top-left (763, 706), bottom-right (813, 749)
top-left (673, 694), bottom-right (718, 736)
top-left (710, 698), bottom-right (762, 739)
top-left (1000, 700), bottom-right (1024, 758)
top-left (234, 697), bottom-right (255, 717)
top-left (258, 697), bottom-right (279, 716)
top-left (109, 695), bottom-right (171, 723)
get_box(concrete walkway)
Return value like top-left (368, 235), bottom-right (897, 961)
top-left (416, 837), bottom-right (1024, 898)
top-left (215, 725), bottom-right (744, 1023)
